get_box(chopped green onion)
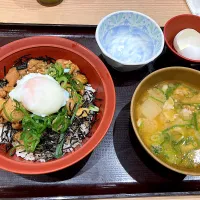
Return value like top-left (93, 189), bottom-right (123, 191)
top-left (47, 67), bottom-right (57, 77)
top-left (57, 76), bottom-right (68, 89)
top-left (55, 133), bottom-right (65, 158)
top-left (151, 145), bottom-right (162, 155)
top-left (192, 112), bottom-right (198, 131)
top-left (70, 93), bottom-right (83, 123)
top-left (2, 101), bottom-right (12, 121)
top-left (8, 60), bottom-right (98, 157)
top-left (149, 96), bottom-right (164, 104)
top-left (89, 105), bottom-right (99, 112)
top-left (55, 63), bottom-right (64, 76)
top-left (162, 124), bottom-right (193, 134)
top-left (52, 110), bottom-right (70, 133)
top-left (71, 79), bottom-right (84, 91)
top-left (165, 83), bottom-right (180, 99)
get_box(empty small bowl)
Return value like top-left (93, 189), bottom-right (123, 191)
top-left (96, 10), bottom-right (164, 72)
top-left (164, 14), bottom-right (200, 63)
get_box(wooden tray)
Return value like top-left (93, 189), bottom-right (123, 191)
top-left (0, 24), bottom-right (200, 199)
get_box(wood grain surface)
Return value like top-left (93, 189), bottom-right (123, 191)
top-left (0, 0), bottom-right (190, 26)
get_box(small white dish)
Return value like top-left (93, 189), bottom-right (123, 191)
top-left (95, 10), bottom-right (164, 72)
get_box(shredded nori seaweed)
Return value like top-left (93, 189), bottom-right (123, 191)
top-left (0, 79), bottom-right (8, 88)
top-left (82, 90), bottom-right (95, 107)
top-left (13, 55), bottom-right (55, 70)
top-left (34, 56), bottom-right (55, 64)
top-left (0, 122), bottom-right (18, 153)
top-left (34, 129), bottom-right (60, 161)
top-left (4, 66), bottom-right (6, 76)
top-left (16, 63), bottom-right (27, 71)
top-left (13, 54), bottom-right (31, 70)
top-left (1, 57), bottom-right (99, 161)
top-left (0, 122), bottom-right (17, 144)
top-left (34, 100), bottom-right (98, 161)
top-left (5, 142), bottom-right (13, 153)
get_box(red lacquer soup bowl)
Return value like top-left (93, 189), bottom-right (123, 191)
top-left (164, 14), bottom-right (200, 63)
top-left (0, 36), bottom-right (115, 174)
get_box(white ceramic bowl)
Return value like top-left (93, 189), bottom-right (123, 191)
top-left (95, 11), bottom-right (164, 72)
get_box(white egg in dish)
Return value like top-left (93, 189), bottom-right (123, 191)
top-left (9, 73), bottom-right (69, 117)
top-left (173, 28), bottom-right (200, 60)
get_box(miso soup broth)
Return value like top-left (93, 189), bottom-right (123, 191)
top-left (136, 81), bottom-right (200, 171)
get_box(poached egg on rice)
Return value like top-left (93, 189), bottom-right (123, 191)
top-left (9, 73), bottom-right (69, 117)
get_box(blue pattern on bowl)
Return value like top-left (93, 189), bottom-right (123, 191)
top-left (97, 11), bottom-right (163, 64)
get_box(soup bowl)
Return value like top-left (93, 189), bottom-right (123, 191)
top-left (0, 36), bottom-right (115, 174)
top-left (131, 67), bottom-right (200, 175)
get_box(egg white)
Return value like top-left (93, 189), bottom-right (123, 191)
top-left (173, 28), bottom-right (200, 60)
top-left (9, 73), bottom-right (69, 117)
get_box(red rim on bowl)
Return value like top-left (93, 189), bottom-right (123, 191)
top-left (164, 14), bottom-right (200, 63)
top-left (0, 36), bottom-right (116, 174)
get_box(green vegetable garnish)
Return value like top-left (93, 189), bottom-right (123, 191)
top-left (165, 83), bottom-right (180, 99)
top-left (20, 114), bottom-right (50, 153)
top-left (55, 62), bottom-right (64, 76)
top-left (70, 93), bottom-right (83, 123)
top-left (53, 108), bottom-right (71, 158)
top-left (89, 105), bottom-right (99, 112)
top-left (55, 133), bottom-right (66, 158)
top-left (192, 112), bottom-right (198, 131)
top-left (149, 96), bottom-right (164, 104)
top-left (10, 61), bottom-right (98, 159)
top-left (47, 62), bottom-right (83, 91)
top-left (2, 101), bottom-right (12, 121)
top-left (47, 67), bottom-right (57, 78)
top-left (46, 62), bottom-right (90, 157)
top-left (57, 76), bottom-right (68, 89)
top-left (20, 107), bottom-right (72, 154)
top-left (52, 107), bottom-right (70, 133)
top-left (151, 145), bottom-right (162, 155)
top-left (161, 124), bottom-right (193, 134)
top-left (71, 79), bottom-right (84, 91)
